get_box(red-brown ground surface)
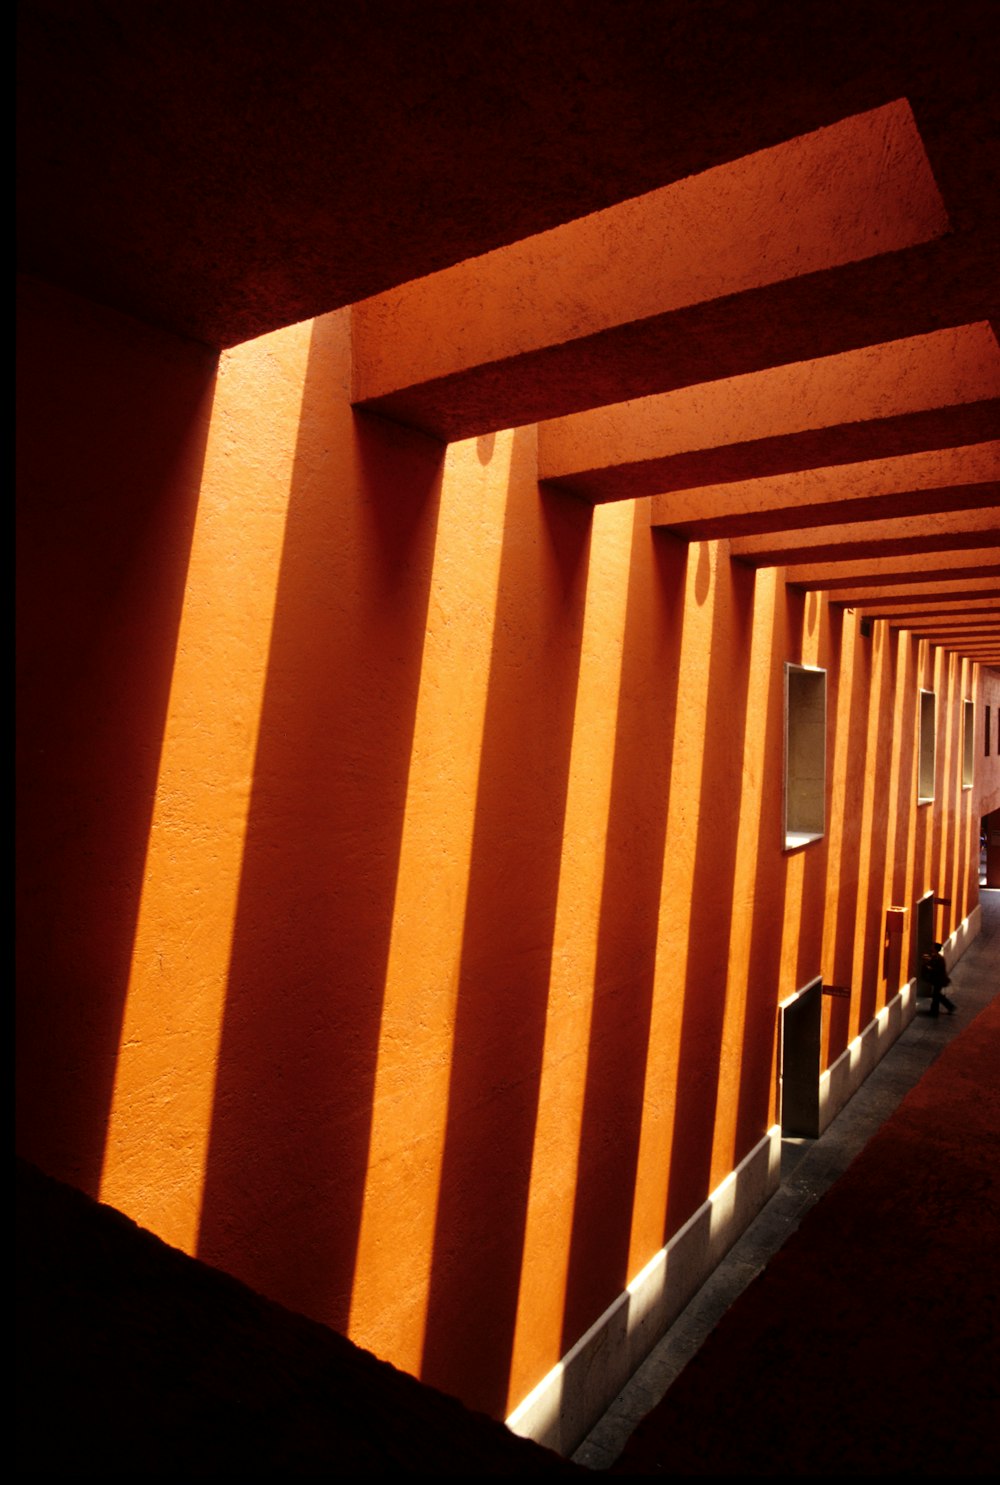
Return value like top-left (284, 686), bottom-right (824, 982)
top-left (613, 996), bottom-right (1000, 1476)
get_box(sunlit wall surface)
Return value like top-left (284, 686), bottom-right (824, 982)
top-left (17, 269), bottom-right (987, 1427)
top-left (18, 68), bottom-right (998, 1432)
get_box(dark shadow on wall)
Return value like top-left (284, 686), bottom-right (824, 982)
top-left (915, 644), bottom-right (939, 968)
top-left (938, 655), bottom-right (961, 938)
top-left (420, 433), bottom-right (591, 1417)
top-left (663, 550), bottom-right (756, 1240)
top-left (885, 632), bottom-right (915, 980)
top-left (15, 275), bottom-right (217, 1195)
top-left (794, 591), bottom-right (833, 996)
top-left (196, 315), bottom-right (445, 1330)
top-left (885, 627), bottom-right (915, 991)
top-left (853, 622), bottom-right (895, 1030)
top-left (958, 662), bottom-right (979, 924)
top-left (828, 607), bottom-right (872, 1060)
top-left (957, 664), bottom-right (973, 924)
top-left (557, 522), bottom-right (688, 1349)
top-left (731, 571), bottom-right (788, 1158)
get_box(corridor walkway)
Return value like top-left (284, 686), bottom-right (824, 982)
top-left (576, 889), bottom-right (999, 1475)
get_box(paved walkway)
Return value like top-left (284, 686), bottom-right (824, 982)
top-left (574, 888), bottom-right (1000, 1470)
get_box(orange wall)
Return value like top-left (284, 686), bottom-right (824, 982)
top-left (979, 667), bottom-right (1000, 818)
top-left (16, 277), bottom-right (982, 1421)
top-left (16, 275), bottom-right (217, 1194)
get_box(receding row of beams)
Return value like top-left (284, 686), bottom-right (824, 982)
top-left (786, 554), bottom-right (1000, 591)
top-left (846, 583), bottom-right (1000, 608)
top-left (348, 99), bottom-right (1000, 668)
top-left (352, 101), bottom-right (994, 441)
top-left (826, 581), bottom-right (1000, 662)
top-left (727, 508), bottom-right (999, 567)
top-left (537, 325), bottom-right (999, 501)
top-left (838, 598), bottom-right (1000, 661)
top-left (651, 457), bottom-right (998, 540)
top-left (881, 603), bottom-right (1000, 619)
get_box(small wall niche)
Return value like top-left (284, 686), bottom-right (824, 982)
top-left (962, 698), bottom-right (974, 789)
top-left (784, 663), bottom-right (826, 849)
top-left (918, 689), bottom-right (936, 802)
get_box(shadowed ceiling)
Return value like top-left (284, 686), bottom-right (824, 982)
top-left (17, 0), bottom-right (1000, 659)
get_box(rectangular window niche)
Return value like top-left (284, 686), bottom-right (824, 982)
top-left (962, 699), bottom-right (974, 789)
top-left (784, 663), bottom-right (826, 850)
top-left (918, 689), bottom-right (936, 802)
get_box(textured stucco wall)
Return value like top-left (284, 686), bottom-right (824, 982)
top-left (16, 274), bottom-right (218, 1195)
top-left (16, 277), bottom-right (982, 1423)
top-left (977, 667), bottom-right (1000, 818)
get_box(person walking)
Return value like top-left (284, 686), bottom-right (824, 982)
top-left (922, 941), bottom-right (957, 1017)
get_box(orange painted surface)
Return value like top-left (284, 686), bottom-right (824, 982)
top-left (978, 669), bottom-right (1000, 818)
top-left (826, 576), bottom-right (1000, 606)
top-left (537, 323), bottom-right (1000, 497)
top-left (15, 276), bottom-right (217, 1195)
top-left (16, 279), bottom-right (987, 1424)
top-left (731, 506), bottom-right (1000, 562)
top-left (353, 100), bottom-right (946, 402)
top-left (781, 548), bottom-right (1000, 589)
top-left (651, 443), bottom-right (1000, 534)
top-left (99, 317), bottom-right (317, 1250)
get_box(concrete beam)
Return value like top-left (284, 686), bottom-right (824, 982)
top-left (783, 551), bottom-right (1000, 591)
top-left (730, 508), bottom-right (1000, 567)
top-left (18, 1), bottom-right (998, 348)
top-left (902, 618), bottom-right (999, 632)
top-left (351, 102), bottom-right (989, 440)
top-left (883, 608), bottom-right (1000, 627)
top-left (656, 482), bottom-right (998, 541)
top-left (650, 445), bottom-right (992, 546)
top-left (650, 445), bottom-right (999, 539)
top-left (537, 325), bottom-right (1000, 503)
top-left (820, 584), bottom-right (1000, 610)
top-left (928, 643), bottom-right (1000, 660)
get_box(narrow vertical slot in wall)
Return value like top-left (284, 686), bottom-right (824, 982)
top-left (962, 698), bottom-right (974, 789)
top-left (918, 689), bottom-right (936, 802)
top-left (784, 663), bottom-right (826, 850)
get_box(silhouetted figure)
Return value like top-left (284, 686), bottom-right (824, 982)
top-left (922, 942), bottom-right (956, 1017)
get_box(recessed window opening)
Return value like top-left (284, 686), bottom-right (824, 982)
top-left (784, 663), bottom-right (826, 850)
top-left (918, 689), bottom-right (936, 802)
top-left (986, 705), bottom-right (992, 758)
top-left (962, 699), bottom-right (974, 789)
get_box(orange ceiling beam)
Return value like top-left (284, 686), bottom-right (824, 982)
top-left (351, 102), bottom-right (963, 441)
top-left (537, 325), bottom-right (1000, 503)
top-left (783, 550), bottom-right (1000, 590)
top-left (649, 445), bottom-right (999, 538)
top-left (846, 586), bottom-right (1000, 610)
top-left (730, 507), bottom-right (999, 566)
top-left (869, 601), bottom-right (1000, 621)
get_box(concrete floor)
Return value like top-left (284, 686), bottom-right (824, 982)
top-left (573, 887), bottom-right (1000, 1470)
